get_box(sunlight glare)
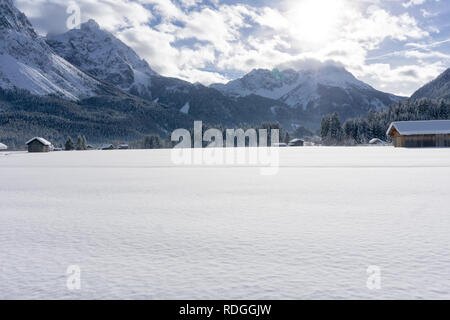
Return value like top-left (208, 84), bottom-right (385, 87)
top-left (286, 0), bottom-right (348, 45)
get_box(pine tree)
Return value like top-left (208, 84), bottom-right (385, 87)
top-left (439, 100), bottom-right (449, 119)
top-left (284, 132), bottom-right (291, 144)
top-left (76, 135), bottom-right (86, 150)
top-left (320, 115), bottom-right (331, 142)
top-left (143, 135), bottom-right (162, 149)
top-left (65, 137), bottom-right (75, 151)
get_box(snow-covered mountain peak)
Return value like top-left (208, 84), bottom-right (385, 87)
top-left (211, 65), bottom-right (373, 102)
top-left (240, 68), bottom-right (299, 90)
top-left (0, 0), bottom-right (101, 100)
top-left (211, 65), bottom-right (403, 114)
top-left (81, 19), bottom-right (101, 31)
top-left (306, 65), bottom-right (366, 85)
top-left (47, 20), bottom-right (158, 98)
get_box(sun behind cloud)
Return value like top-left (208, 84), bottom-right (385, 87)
top-left (284, 0), bottom-right (349, 46)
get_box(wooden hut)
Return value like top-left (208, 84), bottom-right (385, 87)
top-left (101, 144), bottom-right (115, 150)
top-left (26, 137), bottom-right (52, 153)
top-left (387, 120), bottom-right (450, 148)
top-left (288, 139), bottom-right (305, 147)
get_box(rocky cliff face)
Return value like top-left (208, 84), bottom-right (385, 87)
top-left (47, 20), bottom-right (157, 100)
top-left (0, 0), bottom-right (101, 100)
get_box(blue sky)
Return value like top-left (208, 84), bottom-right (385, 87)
top-left (15, 0), bottom-right (450, 96)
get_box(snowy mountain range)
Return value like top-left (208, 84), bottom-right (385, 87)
top-left (411, 68), bottom-right (450, 101)
top-left (211, 66), bottom-right (404, 113)
top-left (0, 0), bottom-right (101, 100)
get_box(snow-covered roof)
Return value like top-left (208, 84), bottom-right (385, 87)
top-left (26, 137), bottom-right (52, 146)
top-left (369, 138), bottom-right (386, 145)
top-left (387, 120), bottom-right (450, 136)
top-left (0, 143), bottom-right (8, 150)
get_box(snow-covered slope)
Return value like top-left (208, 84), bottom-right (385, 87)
top-left (47, 20), bottom-right (157, 99)
top-left (0, 0), bottom-right (100, 100)
top-left (211, 66), bottom-right (404, 112)
top-left (411, 68), bottom-right (450, 101)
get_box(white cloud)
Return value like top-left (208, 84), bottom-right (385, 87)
top-left (358, 61), bottom-right (445, 97)
top-left (15, 0), bottom-right (153, 33)
top-left (402, 0), bottom-right (427, 8)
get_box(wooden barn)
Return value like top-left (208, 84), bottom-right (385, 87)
top-left (387, 120), bottom-right (450, 148)
top-left (26, 137), bottom-right (53, 153)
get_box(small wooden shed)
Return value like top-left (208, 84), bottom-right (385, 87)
top-left (101, 144), bottom-right (115, 150)
top-left (387, 120), bottom-right (450, 148)
top-left (288, 139), bottom-right (305, 147)
top-left (26, 137), bottom-right (52, 153)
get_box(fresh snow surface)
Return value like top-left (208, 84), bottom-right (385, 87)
top-left (1, 147), bottom-right (450, 299)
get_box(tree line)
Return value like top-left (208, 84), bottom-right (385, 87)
top-left (320, 98), bottom-right (450, 145)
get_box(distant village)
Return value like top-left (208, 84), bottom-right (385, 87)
top-left (1, 120), bottom-right (449, 153)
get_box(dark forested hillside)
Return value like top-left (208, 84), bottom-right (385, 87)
top-left (0, 88), bottom-right (193, 149)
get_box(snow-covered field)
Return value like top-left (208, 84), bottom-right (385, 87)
top-left (1, 147), bottom-right (450, 300)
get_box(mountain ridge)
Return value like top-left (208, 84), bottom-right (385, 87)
top-left (411, 68), bottom-right (450, 101)
top-left (211, 66), bottom-right (405, 112)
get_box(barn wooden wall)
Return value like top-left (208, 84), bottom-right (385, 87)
top-left (28, 141), bottom-right (50, 153)
top-left (393, 133), bottom-right (450, 148)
